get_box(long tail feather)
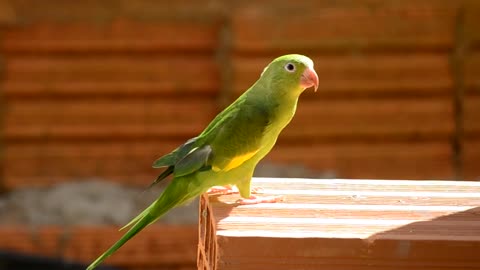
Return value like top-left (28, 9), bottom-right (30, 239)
top-left (87, 194), bottom-right (183, 269)
top-left (119, 204), bottom-right (152, 231)
top-left (86, 172), bottom-right (206, 270)
top-left (86, 213), bottom-right (153, 270)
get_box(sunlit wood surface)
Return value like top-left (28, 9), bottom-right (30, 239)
top-left (198, 177), bottom-right (480, 270)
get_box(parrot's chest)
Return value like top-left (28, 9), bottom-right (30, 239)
top-left (256, 99), bottom-right (298, 155)
top-left (267, 99), bottom-right (298, 133)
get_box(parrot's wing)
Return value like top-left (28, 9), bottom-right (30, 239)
top-left (206, 101), bottom-right (270, 172)
top-left (147, 137), bottom-right (199, 188)
top-left (152, 137), bottom-right (198, 168)
top-left (149, 99), bottom-right (269, 186)
top-left (173, 145), bottom-right (212, 177)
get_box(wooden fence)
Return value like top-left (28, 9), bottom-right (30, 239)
top-left (0, 0), bottom-right (479, 191)
top-left (0, 1), bottom-right (480, 270)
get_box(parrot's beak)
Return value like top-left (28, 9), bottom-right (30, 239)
top-left (300, 67), bottom-right (319, 92)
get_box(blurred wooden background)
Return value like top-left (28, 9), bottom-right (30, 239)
top-left (0, 1), bottom-right (480, 270)
top-left (1, 0), bottom-right (480, 191)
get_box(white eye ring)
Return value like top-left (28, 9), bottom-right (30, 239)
top-left (284, 62), bottom-right (296, 72)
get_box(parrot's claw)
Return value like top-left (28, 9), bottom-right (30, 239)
top-left (237, 195), bottom-right (284, 205)
top-left (207, 185), bottom-right (239, 195)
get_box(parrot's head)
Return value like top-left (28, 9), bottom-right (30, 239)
top-left (260, 54), bottom-right (319, 96)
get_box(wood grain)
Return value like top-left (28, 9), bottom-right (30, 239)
top-left (231, 2), bottom-right (457, 52)
top-left (1, 1), bottom-right (476, 188)
top-left (198, 178), bottom-right (480, 270)
top-left (232, 54), bottom-right (452, 96)
top-left (465, 95), bottom-right (480, 136)
top-left (267, 141), bottom-right (454, 180)
top-left (0, 19), bottom-right (220, 190)
top-left (1, 20), bottom-right (219, 53)
top-left (3, 140), bottom-right (182, 188)
top-left (464, 139), bottom-right (480, 180)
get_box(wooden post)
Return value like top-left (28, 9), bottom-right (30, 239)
top-left (198, 177), bottom-right (480, 270)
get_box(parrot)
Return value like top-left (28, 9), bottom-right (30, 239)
top-left (86, 54), bottom-right (319, 270)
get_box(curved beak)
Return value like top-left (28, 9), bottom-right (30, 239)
top-left (300, 67), bottom-right (319, 92)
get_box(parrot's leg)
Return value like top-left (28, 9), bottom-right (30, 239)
top-left (207, 185), bottom-right (238, 195)
top-left (237, 195), bottom-right (284, 205)
top-left (235, 179), bottom-right (277, 204)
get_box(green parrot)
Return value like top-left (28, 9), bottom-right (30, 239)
top-left (86, 54), bottom-right (318, 270)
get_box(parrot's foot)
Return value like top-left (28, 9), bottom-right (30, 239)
top-left (237, 195), bottom-right (284, 205)
top-left (207, 185), bottom-right (238, 195)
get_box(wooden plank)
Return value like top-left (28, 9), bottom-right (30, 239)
top-left (232, 0), bottom-right (460, 10)
top-left (2, 140), bottom-right (454, 190)
top-left (3, 55), bottom-right (218, 83)
top-left (198, 178), bottom-right (480, 270)
top-left (1, 20), bottom-right (219, 53)
top-left (3, 140), bottom-right (182, 189)
top-left (5, 1), bottom-right (119, 23)
top-left (4, 123), bottom-right (207, 140)
top-left (465, 52), bottom-right (480, 92)
top-left (464, 94), bottom-right (480, 135)
top-left (4, 141), bottom-right (182, 159)
top-left (282, 98), bottom-right (453, 140)
top-left (232, 54), bottom-right (452, 96)
top-left (464, 4), bottom-right (480, 47)
top-left (231, 2), bottom-right (457, 52)
top-left (8, 0), bottom-right (217, 23)
top-left (0, 0), bottom-right (16, 24)
top-left (4, 157), bottom-right (158, 179)
top-left (119, 0), bottom-right (219, 19)
top-left (4, 97), bottom-right (452, 140)
top-left (5, 99), bottom-right (215, 124)
top-left (0, 225), bottom-right (197, 270)
top-left (3, 80), bottom-right (218, 97)
top-left (4, 98), bottom-right (216, 140)
top-left (2, 175), bottom-right (161, 190)
top-left (464, 139), bottom-right (480, 180)
top-left (267, 141), bottom-right (454, 180)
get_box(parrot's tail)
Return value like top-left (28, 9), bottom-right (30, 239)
top-left (86, 179), bottom-right (202, 270)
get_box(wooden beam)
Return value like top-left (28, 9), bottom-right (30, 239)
top-left (198, 178), bottom-right (480, 270)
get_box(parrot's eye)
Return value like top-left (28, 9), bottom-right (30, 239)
top-left (284, 63), bottom-right (296, 73)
